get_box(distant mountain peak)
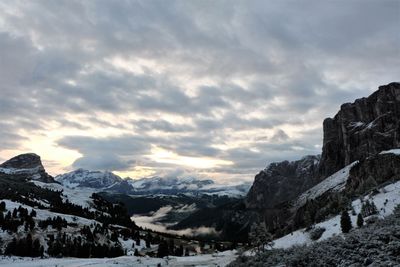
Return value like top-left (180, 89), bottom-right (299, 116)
top-left (55, 169), bottom-right (249, 196)
top-left (0, 153), bottom-right (55, 183)
top-left (0, 153), bottom-right (43, 169)
top-left (56, 169), bottom-right (123, 189)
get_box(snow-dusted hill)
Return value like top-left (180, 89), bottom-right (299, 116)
top-left (294, 161), bottom-right (358, 207)
top-left (275, 178), bottom-right (400, 249)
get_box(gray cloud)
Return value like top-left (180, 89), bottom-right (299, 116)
top-left (58, 135), bottom-right (151, 156)
top-left (0, 0), bottom-right (398, 179)
top-left (72, 154), bottom-right (134, 171)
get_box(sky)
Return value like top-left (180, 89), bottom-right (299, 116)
top-left (0, 0), bottom-right (398, 183)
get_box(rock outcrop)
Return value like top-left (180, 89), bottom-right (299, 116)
top-left (0, 153), bottom-right (55, 183)
top-left (345, 151), bottom-right (400, 195)
top-left (245, 155), bottom-right (320, 210)
top-left (319, 82), bottom-right (400, 178)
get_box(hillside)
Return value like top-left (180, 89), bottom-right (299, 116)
top-left (231, 203), bottom-right (400, 266)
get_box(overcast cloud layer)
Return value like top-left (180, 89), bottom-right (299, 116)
top-left (0, 0), bottom-right (398, 182)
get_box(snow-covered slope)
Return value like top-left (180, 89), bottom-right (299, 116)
top-left (380, 148), bottom-right (400, 155)
top-left (56, 169), bottom-right (123, 189)
top-left (295, 161), bottom-right (358, 207)
top-left (0, 250), bottom-right (237, 267)
top-left (274, 180), bottom-right (400, 249)
top-left (33, 180), bottom-right (97, 208)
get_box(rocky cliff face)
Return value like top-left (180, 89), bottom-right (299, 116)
top-left (246, 82), bottom-right (400, 213)
top-left (0, 153), bottom-right (55, 183)
top-left (345, 150), bottom-right (400, 195)
top-left (319, 82), bottom-right (400, 178)
top-left (245, 155), bottom-right (320, 210)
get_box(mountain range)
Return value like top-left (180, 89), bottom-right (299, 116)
top-left (55, 169), bottom-right (251, 197)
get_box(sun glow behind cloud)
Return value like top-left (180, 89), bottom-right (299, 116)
top-left (0, 0), bottom-right (398, 182)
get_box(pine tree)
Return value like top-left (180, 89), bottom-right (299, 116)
top-left (370, 200), bottom-right (378, 214)
top-left (361, 199), bottom-right (379, 217)
top-left (32, 239), bottom-right (41, 257)
top-left (134, 248), bottom-right (139, 256)
top-left (40, 246), bottom-right (44, 258)
top-left (249, 222), bottom-right (274, 252)
top-left (0, 201), bottom-right (5, 212)
top-left (30, 209), bottom-right (37, 217)
top-left (26, 234), bottom-right (33, 257)
top-left (340, 210), bottom-right (352, 233)
top-left (356, 213), bottom-right (364, 227)
top-left (175, 245), bottom-right (184, 256)
top-left (168, 239), bottom-right (175, 254)
top-left (12, 208), bottom-right (17, 218)
top-left (157, 240), bottom-right (169, 258)
top-left (5, 238), bottom-right (17, 255)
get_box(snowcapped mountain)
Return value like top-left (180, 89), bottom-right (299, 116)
top-left (56, 170), bottom-right (251, 196)
top-left (128, 176), bottom-right (214, 191)
top-left (125, 176), bottom-right (251, 196)
top-left (56, 168), bottom-right (123, 189)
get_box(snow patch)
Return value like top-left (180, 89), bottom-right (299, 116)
top-left (379, 148), bottom-right (400, 155)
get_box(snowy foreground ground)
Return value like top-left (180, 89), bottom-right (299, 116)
top-left (0, 251), bottom-right (237, 267)
top-left (274, 180), bottom-right (400, 249)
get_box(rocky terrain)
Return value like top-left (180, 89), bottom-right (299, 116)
top-left (245, 155), bottom-right (320, 210)
top-left (0, 153), bottom-right (55, 183)
top-left (319, 82), bottom-right (400, 178)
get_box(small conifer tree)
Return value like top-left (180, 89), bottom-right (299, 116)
top-left (340, 210), bottom-right (352, 233)
top-left (356, 213), bottom-right (364, 227)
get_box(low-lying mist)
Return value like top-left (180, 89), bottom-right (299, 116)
top-left (131, 205), bottom-right (218, 237)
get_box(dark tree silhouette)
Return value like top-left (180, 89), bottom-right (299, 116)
top-left (340, 210), bottom-right (352, 233)
top-left (357, 213), bottom-right (364, 227)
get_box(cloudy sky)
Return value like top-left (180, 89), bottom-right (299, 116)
top-left (0, 1), bottom-right (398, 182)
